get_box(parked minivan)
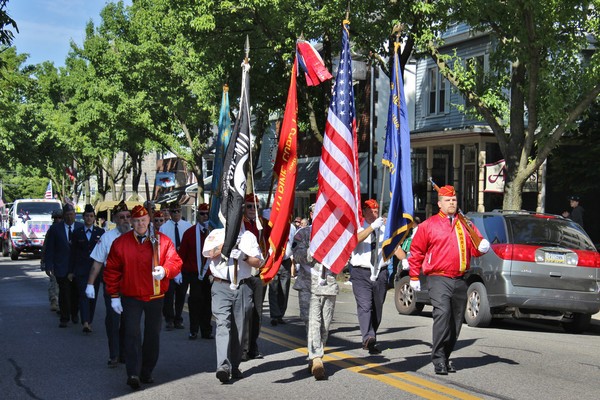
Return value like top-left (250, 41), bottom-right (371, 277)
top-left (394, 210), bottom-right (600, 333)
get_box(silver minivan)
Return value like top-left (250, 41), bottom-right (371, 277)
top-left (394, 211), bottom-right (600, 333)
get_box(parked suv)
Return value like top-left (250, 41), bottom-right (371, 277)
top-left (394, 211), bottom-right (600, 333)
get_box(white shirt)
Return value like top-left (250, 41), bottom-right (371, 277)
top-left (350, 221), bottom-right (389, 269)
top-left (203, 229), bottom-right (263, 282)
top-left (90, 228), bottom-right (126, 264)
top-left (160, 218), bottom-right (192, 248)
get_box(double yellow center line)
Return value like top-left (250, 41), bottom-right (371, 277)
top-left (261, 327), bottom-right (481, 400)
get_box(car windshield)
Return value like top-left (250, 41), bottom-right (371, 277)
top-left (506, 216), bottom-right (596, 251)
top-left (16, 202), bottom-right (61, 216)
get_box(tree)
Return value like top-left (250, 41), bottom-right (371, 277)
top-left (415, 0), bottom-right (600, 210)
top-left (0, 0), bottom-right (17, 46)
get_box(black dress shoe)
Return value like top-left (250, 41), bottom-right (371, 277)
top-left (216, 368), bottom-right (230, 383)
top-left (241, 353), bottom-right (249, 362)
top-left (231, 368), bottom-right (244, 379)
top-left (127, 375), bottom-right (141, 390)
top-left (446, 361), bottom-right (457, 373)
top-left (270, 319), bottom-right (278, 326)
top-left (107, 358), bottom-right (119, 368)
top-left (201, 333), bottom-right (214, 339)
top-left (59, 321), bottom-right (68, 328)
top-left (189, 332), bottom-right (198, 340)
top-left (249, 352), bottom-right (264, 359)
top-left (276, 318), bottom-right (286, 325)
top-left (174, 322), bottom-right (184, 329)
top-left (165, 322), bottom-right (174, 331)
top-left (434, 362), bottom-right (448, 375)
top-left (140, 375), bottom-right (154, 384)
top-left (71, 316), bottom-right (79, 324)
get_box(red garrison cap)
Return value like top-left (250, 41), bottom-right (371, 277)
top-left (363, 199), bottom-right (379, 210)
top-left (131, 205), bottom-right (149, 218)
top-left (245, 193), bottom-right (259, 203)
top-left (438, 185), bottom-right (456, 197)
top-left (198, 203), bottom-right (209, 211)
top-left (154, 210), bottom-right (163, 218)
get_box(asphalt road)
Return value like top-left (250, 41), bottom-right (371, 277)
top-left (2, 257), bottom-right (600, 400)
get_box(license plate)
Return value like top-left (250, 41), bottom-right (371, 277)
top-left (544, 252), bottom-right (565, 264)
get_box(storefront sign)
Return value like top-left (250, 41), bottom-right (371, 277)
top-left (484, 159), bottom-right (537, 193)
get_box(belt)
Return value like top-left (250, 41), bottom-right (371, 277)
top-left (213, 277), bottom-right (249, 285)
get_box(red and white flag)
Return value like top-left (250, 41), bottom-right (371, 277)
top-left (309, 20), bottom-right (361, 274)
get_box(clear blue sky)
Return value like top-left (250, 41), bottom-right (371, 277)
top-left (7, 1), bottom-right (129, 67)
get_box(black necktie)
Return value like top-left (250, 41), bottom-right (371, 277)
top-left (137, 235), bottom-right (145, 243)
top-left (68, 225), bottom-right (72, 242)
top-left (370, 231), bottom-right (377, 267)
top-left (174, 222), bottom-right (180, 249)
top-left (449, 216), bottom-right (454, 226)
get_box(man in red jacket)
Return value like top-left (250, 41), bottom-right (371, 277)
top-left (104, 205), bottom-right (182, 390)
top-left (408, 185), bottom-right (489, 375)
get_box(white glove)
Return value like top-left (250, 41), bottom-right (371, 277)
top-left (85, 284), bottom-right (95, 299)
top-left (401, 258), bottom-right (409, 270)
top-left (478, 239), bottom-right (490, 253)
top-left (230, 249), bottom-right (242, 260)
top-left (152, 266), bottom-right (166, 280)
top-left (111, 297), bottom-right (123, 314)
top-left (173, 273), bottom-right (183, 284)
top-left (409, 279), bottom-right (421, 291)
top-left (370, 217), bottom-right (384, 230)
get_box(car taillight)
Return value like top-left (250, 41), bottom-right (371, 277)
top-left (572, 250), bottom-right (600, 267)
top-left (491, 244), bottom-right (537, 262)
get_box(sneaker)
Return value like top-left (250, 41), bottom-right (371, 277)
top-left (50, 302), bottom-right (59, 312)
top-left (344, 281), bottom-right (352, 286)
top-left (311, 357), bottom-right (326, 380)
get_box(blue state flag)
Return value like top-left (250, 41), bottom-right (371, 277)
top-left (209, 85), bottom-right (232, 229)
top-left (381, 41), bottom-right (414, 260)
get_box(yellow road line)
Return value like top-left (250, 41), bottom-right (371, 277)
top-left (261, 327), bottom-right (481, 400)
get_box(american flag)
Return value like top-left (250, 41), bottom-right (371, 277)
top-left (309, 20), bottom-right (361, 274)
top-left (44, 180), bottom-right (53, 199)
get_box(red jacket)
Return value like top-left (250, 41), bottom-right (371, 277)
top-left (409, 212), bottom-right (484, 279)
top-left (178, 224), bottom-right (208, 274)
top-left (104, 231), bottom-right (182, 301)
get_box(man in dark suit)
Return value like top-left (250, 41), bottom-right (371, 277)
top-left (70, 204), bottom-right (104, 333)
top-left (45, 203), bottom-right (84, 328)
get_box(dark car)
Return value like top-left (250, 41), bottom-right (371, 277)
top-left (394, 210), bottom-right (600, 333)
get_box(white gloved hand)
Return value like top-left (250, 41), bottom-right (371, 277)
top-left (111, 297), bottom-right (123, 314)
top-left (85, 284), bottom-right (95, 299)
top-left (370, 217), bottom-right (384, 230)
top-left (152, 266), bottom-right (166, 280)
top-left (173, 273), bottom-right (183, 284)
top-left (230, 249), bottom-right (242, 260)
top-left (478, 239), bottom-right (490, 253)
top-left (409, 279), bottom-right (421, 291)
top-left (401, 258), bottom-right (409, 270)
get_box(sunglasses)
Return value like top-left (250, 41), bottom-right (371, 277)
top-left (245, 204), bottom-right (257, 209)
top-left (154, 219), bottom-right (164, 222)
top-left (198, 212), bottom-right (208, 216)
top-left (170, 209), bottom-right (181, 213)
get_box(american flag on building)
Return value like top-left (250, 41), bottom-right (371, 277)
top-left (309, 20), bottom-right (361, 274)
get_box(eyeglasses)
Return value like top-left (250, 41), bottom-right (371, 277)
top-left (245, 204), bottom-right (257, 209)
top-left (198, 212), bottom-right (208, 216)
top-left (118, 214), bottom-right (131, 220)
top-left (154, 219), bottom-right (164, 223)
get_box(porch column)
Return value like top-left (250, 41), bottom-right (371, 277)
top-left (478, 140), bottom-right (486, 212)
top-left (426, 146), bottom-right (434, 218)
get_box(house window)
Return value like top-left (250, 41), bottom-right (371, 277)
top-left (427, 67), bottom-right (448, 115)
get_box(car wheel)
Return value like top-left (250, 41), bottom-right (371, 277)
top-left (1, 240), bottom-right (8, 257)
top-left (8, 241), bottom-right (19, 261)
top-left (394, 275), bottom-right (424, 315)
top-left (465, 282), bottom-right (492, 327)
top-left (562, 313), bottom-right (591, 334)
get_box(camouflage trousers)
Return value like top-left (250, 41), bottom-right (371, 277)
top-left (307, 292), bottom-right (336, 360)
top-left (48, 275), bottom-right (58, 304)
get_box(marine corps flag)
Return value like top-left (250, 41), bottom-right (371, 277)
top-left (209, 85), bottom-right (232, 229)
top-left (219, 62), bottom-right (251, 259)
top-left (381, 41), bottom-right (414, 260)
